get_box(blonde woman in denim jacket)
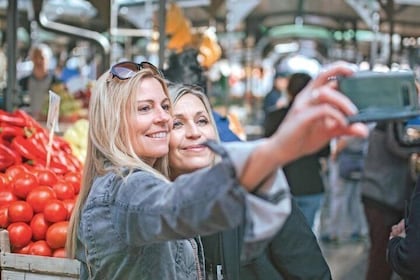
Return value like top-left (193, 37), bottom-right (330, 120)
top-left (66, 61), bottom-right (367, 279)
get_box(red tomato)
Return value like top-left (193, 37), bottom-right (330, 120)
top-left (64, 172), bottom-right (81, 194)
top-left (26, 186), bottom-right (57, 213)
top-left (0, 190), bottom-right (17, 207)
top-left (8, 201), bottom-right (33, 223)
top-left (36, 169), bottom-right (58, 187)
top-left (46, 221), bottom-right (68, 249)
top-left (52, 181), bottom-right (75, 200)
top-left (30, 213), bottom-right (51, 241)
top-left (29, 240), bottom-right (52, 256)
top-left (7, 222), bottom-right (32, 248)
top-left (0, 173), bottom-right (10, 190)
top-left (5, 165), bottom-right (28, 181)
top-left (52, 247), bottom-right (66, 258)
top-left (0, 205), bottom-right (9, 228)
top-left (12, 172), bottom-right (38, 199)
top-left (62, 199), bottom-right (75, 220)
top-left (13, 241), bottom-right (33, 254)
top-left (43, 200), bottom-right (68, 223)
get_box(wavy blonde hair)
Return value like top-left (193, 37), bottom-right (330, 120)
top-left (67, 68), bottom-right (171, 258)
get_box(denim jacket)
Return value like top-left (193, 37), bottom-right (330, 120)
top-left (76, 140), bottom-right (291, 279)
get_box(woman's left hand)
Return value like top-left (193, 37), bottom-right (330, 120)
top-left (269, 62), bottom-right (369, 165)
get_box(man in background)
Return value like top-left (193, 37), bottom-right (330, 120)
top-left (262, 70), bottom-right (289, 117)
top-left (18, 43), bottom-right (60, 120)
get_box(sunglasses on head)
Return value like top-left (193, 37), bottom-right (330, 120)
top-left (109, 61), bottom-right (163, 80)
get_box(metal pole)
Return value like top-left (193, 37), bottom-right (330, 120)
top-left (110, 0), bottom-right (118, 65)
top-left (370, 11), bottom-right (380, 69)
top-left (5, 0), bottom-right (18, 111)
top-left (158, 0), bottom-right (166, 69)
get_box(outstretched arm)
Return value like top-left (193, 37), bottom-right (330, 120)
top-left (239, 64), bottom-right (368, 191)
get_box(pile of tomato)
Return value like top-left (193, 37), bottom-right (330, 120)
top-left (0, 164), bottom-right (81, 257)
top-left (0, 109), bottom-right (83, 258)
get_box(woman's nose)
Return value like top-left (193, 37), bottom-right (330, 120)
top-left (155, 108), bottom-right (171, 123)
top-left (186, 123), bottom-right (201, 138)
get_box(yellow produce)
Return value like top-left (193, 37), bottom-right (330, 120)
top-left (63, 119), bottom-right (89, 163)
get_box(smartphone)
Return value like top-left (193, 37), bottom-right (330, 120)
top-left (337, 71), bottom-right (420, 123)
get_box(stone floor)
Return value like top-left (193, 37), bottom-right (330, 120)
top-left (321, 239), bottom-right (369, 280)
top-left (320, 236), bottom-right (403, 280)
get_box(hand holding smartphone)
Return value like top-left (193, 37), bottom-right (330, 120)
top-left (337, 71), bottom-right (420, 123)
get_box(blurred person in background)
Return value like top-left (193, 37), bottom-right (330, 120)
top-left (322, 135), bottom-right (369, 243)
top-left (18, 43), bottom-right (60, 119)
top-left (262, 69), bottom-right (289, 117)
top-left (264, 72), bottom-right (329, 229)
top-left (361, 121), bottom-right (420, 280)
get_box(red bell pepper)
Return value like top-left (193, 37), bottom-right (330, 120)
top-left (0, 124), bottom-right (24, 140)
top-left (53, 150), bottom-right (82, 173)
top-left (0, 143), bottom-right (21, 171)
top-left (11, 135), bottom-right (40, 160)
top-left (0, 110), bottom-right (26, 127)
top-left (0, 153), bottom-right (14, 171)
top-left (34, 129), bottom-right (61, 152)
top-left (26, 158), bottom-right (68, 175)
top-left (14, 109), bottom-right (42, 130)
top-left (23, 128), bottom-right (48, 161)
top-left (53, 136), bottom-right (73, 154)
top-left (66, 153), bottom-right (83, 172)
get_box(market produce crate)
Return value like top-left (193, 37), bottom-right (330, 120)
top-left (0, 229), bottom-right (80, 279)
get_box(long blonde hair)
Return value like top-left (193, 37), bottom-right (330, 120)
top-left (67, 68), bottom-right (171, 258)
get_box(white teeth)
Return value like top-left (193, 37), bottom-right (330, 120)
top-left (149, 132), bottom-right (167, 138)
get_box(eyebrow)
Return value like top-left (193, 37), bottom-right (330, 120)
top-left (136, 97), bottom-right (170, 103)
top-left (173, 110), bottom-right (207, 119)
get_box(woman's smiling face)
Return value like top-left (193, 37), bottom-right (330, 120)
top-left (130, 77), bottom-right (172, 165)
top-left (169, 93), bottom-right (216, 178)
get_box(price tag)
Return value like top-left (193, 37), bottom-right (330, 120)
top-left (46, 90), bottom-right (61, 132)
top-left (46, 90), bottom-right (61, 168)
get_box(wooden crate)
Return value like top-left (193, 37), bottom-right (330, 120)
top-left (0, 229), bottom-right (80, 279)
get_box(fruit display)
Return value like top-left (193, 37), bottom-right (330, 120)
top-left (0, 108), bottom-right (82, 257)
top-left (40, 83), bottom-right (87, 123)
top-left (63, 119), bottom-right (88, 163)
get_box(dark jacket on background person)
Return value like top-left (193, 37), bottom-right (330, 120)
top-left (361, 122), bottom-right (418, 211)
top-left (388, 175), bottom-right (420, 280)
